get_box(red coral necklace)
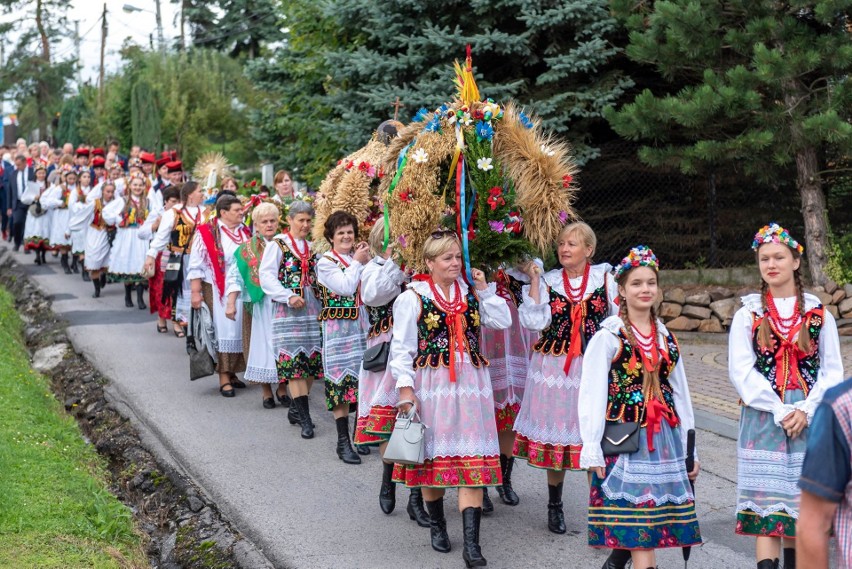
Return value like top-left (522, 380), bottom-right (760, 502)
top-left (562, 263), bottom-right (590, 304)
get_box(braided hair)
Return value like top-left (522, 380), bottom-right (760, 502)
top-left (617, 267), bottom-right (664, 404)
top-left (756, 247), bottom-right (811, 353)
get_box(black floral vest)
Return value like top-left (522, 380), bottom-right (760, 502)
top-left (533, 284), bottom-right (609, 356)
top-left (367, 283), bottom-right (406, 339)
top-left (274, 238), bottom-right (317, 299)
top-left (606, 327), bottom-right (681, 426)
top-left (170, 207), bottom-right (199, 254)
top-left (316, 255), bottom-right (360, 321)
top-left (413, 289), bottom-right (488, 370)
top-left (119, 200), bottom-right (147, 228)
top-left (751, 306), bottom-right (824, 400)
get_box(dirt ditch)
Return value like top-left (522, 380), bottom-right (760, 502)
top-left (0, 253), bottom-right (274, 569)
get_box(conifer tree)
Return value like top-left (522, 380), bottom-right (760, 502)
top-left (606, 1), bottom-right (852, 284)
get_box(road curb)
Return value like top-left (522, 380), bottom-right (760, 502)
top-left (695, 408), bottom-right (738, 440)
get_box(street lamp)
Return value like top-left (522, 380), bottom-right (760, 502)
top-left (122, 2), bottom-right (164, 56)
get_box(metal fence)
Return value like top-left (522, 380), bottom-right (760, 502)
top-left (573, 140), bottom-right (851, 271)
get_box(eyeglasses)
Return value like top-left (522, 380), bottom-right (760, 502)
top-left (430, 229), bottom-right (457, 240)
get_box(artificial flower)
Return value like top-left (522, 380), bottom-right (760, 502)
top-left (558, 210), bottom-right (569, 224)
top-left (487, 186), bottom-right (505, 210)
top-left (412, 107), bottom-right (430, 122)
top-left (472, 109), bottom-right (484, 120)
top-left (475, 120), bottom-right (494, 142)
top-left (412, 148), bottom-right (429, 164)
top-left (488, 220), bottom-right (505, 233)
top-left (476, 157), bottom-right (493, 171)
top-left (358, 161), bottom-right (369, 172)
top-left (562, 174), bottom-right (573, 188)
top-left (399, 189), bottom-right (412, 203)
top-left (461, 112), bottom-right (473, 126)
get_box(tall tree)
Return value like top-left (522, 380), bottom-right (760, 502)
top-left (606, 0), bottom-right (852, 285)
top-left (248, 0), bottom-right (631, 187)
top-left (0, 0), bottom-right (76, 138)
top-left (173, 0), bottom-right (284, 59)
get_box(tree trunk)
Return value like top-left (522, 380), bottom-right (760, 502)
top-left (795, 145), bottom-right (830, 286)
top-left (35, 0), bottom-right (51, 137)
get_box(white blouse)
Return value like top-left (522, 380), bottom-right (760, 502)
top-left (728, 293), bottom-right (844, 425)
top-left (186, 223), bottom-right (248, 288)
top-left (578, 316), bottom-right (696, 469)
top-left (258, 233), bottom-right (314, 303)
top-left (518, 263), bottom-right (619, 331)
top-left (390, 278), bottom-right (512, 389)
top-left (146, 204), bottom-right (204, 258)
top-left (316, 252), bottom-right (364, 297)
top-left (40, 184), bottom-right (70, 210)
top-left (360, 257), bottom-right (407, 307)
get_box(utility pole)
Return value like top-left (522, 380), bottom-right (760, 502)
top-left (73, 20), bottom-right (82, 88)
top-left (179, 0), bottom-right (186, 51)
top-left (154, 0), bottom-right (165, 57)
top-left (99, 3), bottom-right (107, 105)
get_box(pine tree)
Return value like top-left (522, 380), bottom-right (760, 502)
top-left (131, 80), bottom-right (161, 151)
top-left (55, 95), bottom-right (87, 147)
top-left (606, 0), bottom-right (852, 285)
top-left (248, 0), bottom-right (631, 187)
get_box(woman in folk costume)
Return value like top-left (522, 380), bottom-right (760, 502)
top-left (139, 186), bottom-right (181, 334)
top-left (259, 200), bottom-right (323, 439)
top-left (103, 172), bottom-right (150, 309)
top-left (225, 202), bottom-right (288, 408)
top-left (144, 182), bottom-right (209, 333)
top-left (188, 193), bottom-right (251, 397)
top-left (391, 232), bottom-right (511, 567)
top-left (69, 169), bottom-right (94, 280)
top-left (42, 166), bottom-right (77, 274)
top-left (513, 221), bottom-right (618, 533)
top-left (354, 223), bottom-right (430, 527)
top-left (316, 210), bottom-right (371, 464)
top-left (729, 224), bottom-right (843, 569)
top-left (579, 246), bottom-right (701, 569)
top-left (23, 163), bottom-right (52, 265)
top-left (480, 259), bottom-right (540, 510)
top-left (68, 181), bottom-right (117, 298)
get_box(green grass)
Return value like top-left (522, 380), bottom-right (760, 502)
top-left (0, 287), bottom-right (146, 568)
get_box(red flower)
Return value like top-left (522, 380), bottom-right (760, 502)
top-left (399, 189), bottom-right (412, 203)
top-left (378, 168), bottom-right (385, 178)
top-left (562, 174), bottom-right (573, 188)
top-left (358, 161), bottom-right (369, 172)
top-left (472, 109), bottom-right (484, 120)
top-left (346, 160), bottom-right (354, 170)
top-left (250, 180), bottom-right (257, 187)
top-left (487, 186), bottom-right (505, 210)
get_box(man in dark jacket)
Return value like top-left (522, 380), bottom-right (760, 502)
top-left (6, 154), bottom-right (34, 251)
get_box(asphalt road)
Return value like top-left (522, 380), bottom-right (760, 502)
top-left (5, 246), bottom-right (756, 569)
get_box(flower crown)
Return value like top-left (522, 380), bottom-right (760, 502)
top-left (751, 222), bottom-right (803, 254)
top-left (614, 245), bottom-right (659, 279)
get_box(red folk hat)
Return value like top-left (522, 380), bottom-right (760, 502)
top-left (91, 156), bottom-right (106, 167)
top-left (92, 147), bottom-right (105, 157)
top-left (75, 147), bottom-right (90, 156)
top-left (140, 152), bottom-right (156, 164)
top-left (166, 160), bottom-right (183, 173)
top-left (156, 157), bottom-right (169, 168)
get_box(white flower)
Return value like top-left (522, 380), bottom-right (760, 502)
top-left (476, 157), bottom-right (493, 171)
top-left (461, 112), bottom-right (473, 126)
top-left (540, 144), bottom-right (555, 157)
top-left (412, 148), bottom-right (429, 164)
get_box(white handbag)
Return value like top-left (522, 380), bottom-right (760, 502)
top-left (383, 401), bottom-right (426, 465)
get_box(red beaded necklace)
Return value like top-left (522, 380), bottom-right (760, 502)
top-left (220, 223), bottom-right (249, 244)
top-left (330, 249), bottom-right (350, 268)
top-left (429, 279), bottom-right (465, 314)
top-left (630, 319), bottom-right (661, 372)
top-left (428, 278), bottom-right (467, 383)
top-left (562, 263), bottom-right (590, 303)
top-left (766, 291), bottom-right (801, 337)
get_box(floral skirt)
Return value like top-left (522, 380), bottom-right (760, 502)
top-left (735, 389), bottom-right (806, 538)
top-left (354, 405), bottom-right (395, 446)
top-left (588, 423), bottom-right (701, 550)
top-left (495, 402), bottom-right (520, 433)
top-left (271, 291), bottom-right (323, 383)
top-left (149, 252), bottom-right (172, 320)
top-left (324, 375), bottom-right (357, 412)
top-left (24, 236), bottom-right (50, 251)
top-left (393, 456), bottom-right (502, 489)
top-left (514, 436), bottom-right (581, 471)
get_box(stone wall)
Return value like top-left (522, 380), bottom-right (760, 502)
top-left (658, 280), bottom-right (852, 336)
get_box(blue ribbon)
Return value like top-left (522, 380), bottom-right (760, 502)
top-left (459, 157), bottom-right (473, 283)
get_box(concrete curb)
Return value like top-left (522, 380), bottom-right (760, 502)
top-left (695, 408), bottom-right (739, 440)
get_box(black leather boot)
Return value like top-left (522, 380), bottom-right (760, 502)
top-left (92, 277), bottom-right (101, 298)
top-left (407, 487), bottom-right (430, 527)
top-left (547, 482), bottom-right (566, 534)
top-left (602, 549), bottom-right (632, 569)
top-left (496, 454), bottom-right (519, 505)
top-left (757, 559), bottom-right (779, 569)
top-left (136, 284), bottom-right (147, 310)
top-left (40, 249), bottom-right (47, 264)
top-left (481, 487), bottom-right (494, 514)
top-left (379, 461), bottom-right (396, 514)
top-left (354, 419), bottom-right (370, 455)
top-left (294, 396), bottom-right (314, 439)
top-left (461, 507), bottom-right (486, 567)
top-left (124, 284), bottom-right (134, 307)
top-left (335, 417), bottom-right (360, 464)
top-left (288, 404), bottom-right (301, 425)
top-left (99, 273), bottom-right (106, 287)
top-left (82, 266), bottom-right (90, 281)
top-left (783, 548), bottom-right (795, 569)
top-left (61, 253), bottom-right (72, 274)
top-left (70, 254), bottom-right (79, 273)
top-left (425, 498), bottom-right (451, 553)
top-left (34, 249), bottom-right (42, 265)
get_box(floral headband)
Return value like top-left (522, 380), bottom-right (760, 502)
top-left (614, 245), bottom-right (659, 279)
top-left (751, 222), bottom-right (804, 254)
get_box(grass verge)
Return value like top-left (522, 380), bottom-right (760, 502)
top-left (0, 286), bottom-right (147, 568)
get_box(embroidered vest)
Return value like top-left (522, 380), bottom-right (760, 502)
top-left (91, 199), bottom-right (110, 230)
top-left (274, 238), bottom-right (317, 298)
top-left (119, 200), bottom-right (147, 228)
top-left (605, 328), bottom-right (680, 426)
top-left (58, 186), bottom-right (72, 209)
top-left (751, 306), bottom-right (824, 400)
top-left (316, 255), bottom-right (360, 321)
top-left (368, 302), bottom-right (393, 339)
top-left (413, 290), bottom-right (488, 370)
top-left (533, 284), bottom-right (609, 356)
top-left (170, 208), bottom-right (199, 254)
top-left (496, 271), bottom-right (525, 307)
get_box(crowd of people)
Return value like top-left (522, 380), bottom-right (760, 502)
top-left (2, 137), bottom-right (850, 569)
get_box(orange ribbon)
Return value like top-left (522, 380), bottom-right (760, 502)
top-left (563, 303), bottom-right (584, 374)
top-left (446, 306), bottom-right (468, 383)
top-left (645, 398), bottom-right (679, 453)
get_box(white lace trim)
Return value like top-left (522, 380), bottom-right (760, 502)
top-left (370, 390), bottom-right (400, 408)
top-left (527, 370), bottom-right (581, 389)
top-left (609, 456), bottom-right (688, 485)
top-left (418, 384), bottom-right (493, 401)
top-left (218, 338), bottom-right (243, 353)
top-left (244, 365), bottom-right (278, 383)
top-left (487, 356), bottom-right (529, 389)
top-left (513, 421), bottom-right (581, 445)
top-left (428, 433), bottom-right (499, 458)
top-left (603, 487), bottom-right (695, 506)
top-left (737, 500), bottom-right (799, 519)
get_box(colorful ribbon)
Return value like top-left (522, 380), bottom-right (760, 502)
top-left (775, 327), bottom-right (805, 392)
top-left (644, 398), bottom-right (679, 453)
top-left (563, 303), bottom-right (585, 374)
top-left (446, 307), bottom-right (468, 383)
top-left (383, 144), bottom-right (412, 252)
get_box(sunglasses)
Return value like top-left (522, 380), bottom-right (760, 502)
top-left (430, 229), bottom-right (457, 240)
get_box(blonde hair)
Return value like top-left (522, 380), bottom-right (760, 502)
top-left (252, 202), bottom-right (279, 226)
top-left (558, 221), bottom-right (596, 260)
top-left (422, 231), bottom-right (461, 264)
top-left (368, 223), bottom-right (385, 257)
